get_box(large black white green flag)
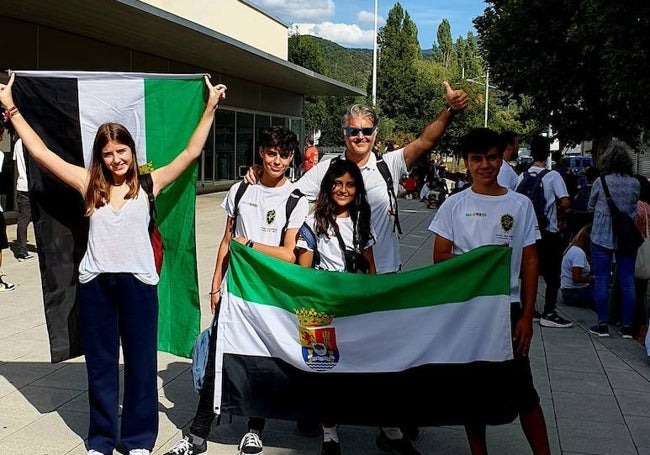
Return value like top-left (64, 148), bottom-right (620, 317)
top-left (215, 242), bottom-right (522, 426)
top-left (13, 71), bottom-right (204, 362)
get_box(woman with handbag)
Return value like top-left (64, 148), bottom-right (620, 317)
top-left (0, 72), bottom-right (226, 455)
top-left (634, 175), bottom-right (650, 345)
top-left (587, 144), bottom-right (640, 338)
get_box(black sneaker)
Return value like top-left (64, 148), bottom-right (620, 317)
top-left (376, 433), bottom-right (422, 455)
top-left (238, 431), bottom-right (263, 455)
top-left (163, 436), bottom-right (207, 455)
top-left (540, 311), bottom-right (573, 328)
top-left (619, 325), bottom-right (634, 339)
top-left (321, 440), bottom-right (341, 455)
top-left (0, 277), bottom-right (15, 292)
top-left (16, 253), bottom-right (34, 261)
top-left (589, 324), bottom-right (610, 337)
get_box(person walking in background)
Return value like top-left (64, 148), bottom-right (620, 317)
top-left (0, 123), bottom-right (16, 291)
top-left (497, 130), bottom-right (519, 190)
top-left (303, 135), bottom-right (319, 174)
top-left (516, 135), bottom-right (573, 328)
top-left (560, 224), bottom-right (594, 308)
top-left (1, 72), bottom-right (226, 455)
top-left (13, 137), bottom-right (33, 260)
top-left (587, 144), bottom-right (640, 339)
top-left (296, 159), bottom-right (375, 455)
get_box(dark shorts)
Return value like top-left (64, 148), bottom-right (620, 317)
top-left (0, 213), bottom-right (8, 249)
top-left (510, 303), bottom-right (541, 413)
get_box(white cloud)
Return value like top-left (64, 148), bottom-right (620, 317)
top-left (293, 22), bottom-right (375, 47)
top-left (357, 10), bottom-right (385, 26)
top-left (251, 0), bottom-right (335, 21)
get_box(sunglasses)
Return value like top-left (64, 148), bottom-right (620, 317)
top-left (264, 150), bottom-right (293, 159)
top-left (344, 126), bottom-right (377, 137)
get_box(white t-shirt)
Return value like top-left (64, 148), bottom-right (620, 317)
top-left (296, 214), bottom-right (375, 272)
top-left (497, 161), bottom-right (519, 190)
top-left (561, 245), bottom-right (591, 289)
top-left (296, 150), bottom-right (407, 274)
top-left (79, 188), bottom-right (158, 285)
top-left (429, 188), bottom-right (540, 303)
top-left (222, 180), bottom-right (309, 245)
top-left (13, 139), bottom-right (28, 192)
top-left (516, 165), bottom-right (569, 233)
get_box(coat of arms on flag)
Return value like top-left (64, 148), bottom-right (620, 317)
top-left (297, 308), bottom-right (339, 371)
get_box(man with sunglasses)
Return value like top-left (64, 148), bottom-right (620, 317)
top-left (164, 126), bottom-right (308, 455)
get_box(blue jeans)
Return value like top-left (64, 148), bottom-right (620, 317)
top-left (591, 241), bottom-right (636, 326)
top-left (79, 273), bottom-right (159, 453)
top-left (561, 285), bottom-right (594, 308)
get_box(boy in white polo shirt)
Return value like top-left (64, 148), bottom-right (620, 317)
top-left (429, 128), bottom-right (550, 455)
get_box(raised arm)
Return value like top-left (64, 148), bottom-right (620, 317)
top-left (0, 73), bottom-right (88, 194)
top-left (210, 216), bottom-right (234, 314)
top-left (403, 81), bottom-right (469, 169)
top-left (151, 76), bottom-right (226, 196)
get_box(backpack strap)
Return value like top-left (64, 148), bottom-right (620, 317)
top-left (376, 159), bottom-right (402, 234)
top-left (231, 182), bottom-right (249, 234)
top-left (280, 188), bottom-right (305, 246)
top-left (600, 175), bottom-right (621, 215)
top-left (138, 173), bottom-right (156, 234)
top-left (298, 223), bottom-right (320, 268)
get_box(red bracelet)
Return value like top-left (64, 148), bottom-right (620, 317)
top-left (3, 106), bottom-right (18, 120)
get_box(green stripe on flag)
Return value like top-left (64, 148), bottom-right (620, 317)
top-left (227, 241), bottom-right (511, 318)
top-left (145, 78), bottom-right (204, 357)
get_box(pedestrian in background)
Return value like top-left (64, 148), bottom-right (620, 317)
top-left (13, 137), bottom-right (33, 260)
top-left (0, 123), bottom-right (15, 291)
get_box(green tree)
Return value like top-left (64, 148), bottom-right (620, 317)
top-left (475, 0), bottom-right (650, 157)
top-left (432, 19), bottom-right (455, 70)
top-left (376, 2), bottom-right (422, 134)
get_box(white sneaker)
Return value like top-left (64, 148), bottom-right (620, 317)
top-left (238, 431), bottom-right (264, 455)
top-left (129, 450), bottom-right (151, 455)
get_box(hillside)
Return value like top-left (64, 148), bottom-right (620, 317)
top-left (298, 35), bottom-right (372, 90)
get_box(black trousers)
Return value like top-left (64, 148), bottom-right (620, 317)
top-left (537, 230), bottom-right (564, 315)
top-left (190, 317), bottom-right (265, 439)
top-left (15, 191), bottom-right (31, 255)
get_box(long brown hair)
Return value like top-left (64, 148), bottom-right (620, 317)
top-left (84, 123), bottom-right (139, 216)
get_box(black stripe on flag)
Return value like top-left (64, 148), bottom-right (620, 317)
top-left (14, 76), bottom-right (88, 363)
top-left (220, 354), bottom-right (522, 426)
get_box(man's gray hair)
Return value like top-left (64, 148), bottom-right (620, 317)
top-left (341, 104), bottom-right (378, 127)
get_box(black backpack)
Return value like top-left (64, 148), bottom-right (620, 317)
top-left (516, 169), bottom-right (550, 231)
top-left (231, 182), bottom-right (304, 246)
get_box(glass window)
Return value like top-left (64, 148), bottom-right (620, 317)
top-left (215, 110), bottom-right (235, 180)
top-left (255, 115), bottom-right (271, 164)
top-left (236, 112), bottom-right (254, 178)
top-left (271, 116), bottom-right (288, 127)
top-left (202, 120), bottom-right (215, 181)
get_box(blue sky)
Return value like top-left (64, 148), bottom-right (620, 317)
top-left (247, 0), bottom-right (487, 49)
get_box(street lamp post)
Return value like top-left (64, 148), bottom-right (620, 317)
top-left (465, 70), bottom-right (495, 127)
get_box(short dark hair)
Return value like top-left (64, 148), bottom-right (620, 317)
top-left (258, 126), bottom-right (298, 153)
top-left (498, 130), bottom-right (518, 155)
top-left (529, 135), bottom-right (551, 162)
top-left (460, 128), bottom-right (501, 160)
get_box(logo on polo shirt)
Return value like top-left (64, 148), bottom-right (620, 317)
top-left (266, 209), bottom-right (276, 225)
top-left (500, 213), bottom-right (514, 232)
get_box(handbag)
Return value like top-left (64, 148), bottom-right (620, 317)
top-left (635, 203), bottom-right (650, 279)
top-left (600, 176), bottom-right (643, 253)
top-left (334, 229), bottom-right (370, 274)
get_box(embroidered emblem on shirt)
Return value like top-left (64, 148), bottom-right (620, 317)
top-left (500, 213), bottom-right (514, 232)
top-left (266, 209), bottom-right (276, 225)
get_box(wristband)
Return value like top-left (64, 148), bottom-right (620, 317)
top-left (246, 239), bottom-right (255, 248)
top-left (2, 106), bottom-right (19, 121)
top-left (209, 290), bottom-right (220, 295)
top-left (445, 104), bottom-right (457, 116)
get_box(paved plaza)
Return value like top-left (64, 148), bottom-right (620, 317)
top-left (1, 193), bottom-right (650, 454)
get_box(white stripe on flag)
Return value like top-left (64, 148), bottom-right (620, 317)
top-left (77, 79), bottom-right (147, 168)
